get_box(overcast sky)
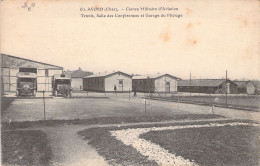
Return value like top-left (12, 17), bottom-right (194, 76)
top-left (1, 0), bottom-right (259, 80)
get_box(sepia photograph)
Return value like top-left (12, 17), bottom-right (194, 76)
top-left (1, 0), bottom-right (260, 165)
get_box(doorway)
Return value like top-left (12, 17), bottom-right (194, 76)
top-left (166, 82), bottom-right (170, 93)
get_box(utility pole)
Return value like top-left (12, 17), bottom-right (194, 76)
top-left (190, 72), bottom-right (191, 101)
top-left (226, 70), bottom-right (228, 108)
top-left (43, 90), bottom-right (46, 120)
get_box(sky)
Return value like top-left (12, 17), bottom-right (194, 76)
top-left (1, 0), bottom-right (260, 80)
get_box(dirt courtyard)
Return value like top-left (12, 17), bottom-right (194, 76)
top-left (2, 92), bottom-right (260, 122)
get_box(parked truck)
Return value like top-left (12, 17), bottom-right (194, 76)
top-left (16, 72), bottom-right (37, 96)
top-left (52, 74), bottom-right (72, 97)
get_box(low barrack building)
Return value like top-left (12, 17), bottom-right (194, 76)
top-left (177, 79), bottom-right (238, 94)
top-left (1, 54), bottom-right (63, 93)
top-left (132, 74), bottom-right (180, 93)
top-left (65, 67), bottom-right (92, 91)
top-left (83, 71), bottom-right (132, 92)
top-left (233, 80), bottom-right (256, 95)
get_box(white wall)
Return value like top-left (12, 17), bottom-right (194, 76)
top-left (37, 69), bottom-right (62, 92)
top-left (154, 75), bottom-right (177, 92)
top-left (246, 82), bottom-right (255, 95)
top-left (105, 73), bottom-right (132, 92)
top-left (71, 78), bottom-right (83, 90)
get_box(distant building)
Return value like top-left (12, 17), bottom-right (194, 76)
top-left (1, 54), bottom-right (63, 93)
top-left (132, 74), bottom-right (180, 93)
top-left (233, 80), bottom-right (256, 95)
top-left (83, 71), bottom-right (132, 92)
top-left (178, 79), bottom-right (238, 94)
top-left (64, 67), bottom-right (92, 90)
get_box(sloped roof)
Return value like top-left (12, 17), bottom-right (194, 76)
top-left (178, 79), bottom-right (236, 87)
top-left (84, 71), bottom-right (131, 78)
top-left (2, 54), bottom-right (63, 69)
top-left (234, 81), bottom-right (256, 88)
top-left (70, 67), bottom-right (92, 78)
top-left (233, 81), bottom-right (247, 87)
top-left (133, 74), bottom-right (180, 80)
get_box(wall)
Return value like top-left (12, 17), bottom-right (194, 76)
top-left (1, 55), bottom-right (63, 93)
top-left (132, 79), bottom-right (155, 93)
top-left (71, 78), bottom-right (83, 90)
top-left (105, 73), bottom-right (132, 92)
top-left (154, 75), bottom-right (178, 93)
top-left (246, 82), bottom-right (256, 95)
top-left (83, 77), bottom-right (105, 91)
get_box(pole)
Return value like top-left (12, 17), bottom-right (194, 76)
top-left (226, 70), bottom-right (228, 107)
top-left (145, 99), bottom-right (146, 113)
top-left (43, 90), bottom-right (46, 120)
top-left (190, 72), bottom-right (191, 102)
top-left (129, 88), bottom-right (130, 101)
top-left (165, 76), bottom-right (166, 98)
top-left (178, 94), bottom-right (180, 110)
top-left (199, 77), bottom-right (201, 96)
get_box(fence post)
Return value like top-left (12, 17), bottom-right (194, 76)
top-left (129, 89), bottom-right (130, 101)
top-left (43, 90), bottom-right (46, 120)
top-left (145, 99), bottom-right (146, 113)
top-left (178, 93), bottom-right (180, 110)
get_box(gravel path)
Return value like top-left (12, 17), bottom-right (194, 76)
top-left (111, 122), bottom-right (258, 166)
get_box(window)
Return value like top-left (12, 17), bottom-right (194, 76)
top-left (45, 69), bottom-right (49, 76)
top-left (119, 80), bottom-right (123, 84)
top-left (166, 82), bottom-right (170, 85)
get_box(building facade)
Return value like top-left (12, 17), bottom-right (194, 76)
top-left (234, 81), bottom-right (256, 95)
top-left (83, 71), bottom-right (132, 92)
top-left (132, 74), bottom-right (179, 93)
top-left (65, 67), bottom-right (92, 90)
top-left (178, 79), bottom-right (238, 94)
top-left (1, 54), bottom-right (63, 93)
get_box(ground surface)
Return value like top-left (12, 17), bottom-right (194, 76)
top-left (1, 92), bottom-right (260, 166)
top-left (150, 94), bottom-right (260, 111)
top-left (141, 125), bottom-right (260, 166)
top-left (2, 92), bottom-right (260, 122)
top-left (1, 130), bottom-right (52, 166)
top-left (79, 119), bottom-right (259, 166)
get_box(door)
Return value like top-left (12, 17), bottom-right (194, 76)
top-left (166, 82), bottom-right (170, 93)
top-left (119, 80), bottom-right (123, 92)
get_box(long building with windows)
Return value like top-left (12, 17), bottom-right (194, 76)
top-left (83, 71), bottom-right (132, 92)
top-left (177, 79), bottom-right (238, 94)
top-left (132, 74), bottom-right (180, 93)
top-left (1, 54), bottom-right (63, 93)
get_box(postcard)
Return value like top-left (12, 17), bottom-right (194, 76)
top-left (1, 0), bottom-right (260, 165)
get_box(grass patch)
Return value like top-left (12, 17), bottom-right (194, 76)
top-left (141, 125), bottom-right (260, 166)
top-left (149, 95), bottom-right (260, 111)
top-left (1, 97), bottom-right (15, 112)
top-left (1, 130), bottom-right (52, 166)
top-left (2, 114), bottom-right (223, 130)
top-left (79, 119), bottom-right (256, 166)
top-left (79, 127), bottom-right (158, 166)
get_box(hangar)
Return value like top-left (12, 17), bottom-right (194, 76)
top-left (132, 74), bottom-right (179, 93)
top-left (83, 71), bottom-right (132, 92)
top-left (1, 54), bottom-right (63, 93)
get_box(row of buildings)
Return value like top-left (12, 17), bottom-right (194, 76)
top-left (1, 54), bottom-right (259, 95)
top-left (82, 72), bottom-right (258, 95)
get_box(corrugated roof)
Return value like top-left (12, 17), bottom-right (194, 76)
top-left (84, 71), bottom-right (131, 78)
top-left (70, 67), bottom-right (92, 78)
top-left (2, 54), bottom-right (63, 69)
top-left (234, 80), bottom-right (256, 88)
top-left (178, 79), bottom-right (232, 87)
top-left (133, 74), bottom-right (180, 80)
top-left (233, 81), bottom-right (247, 87)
